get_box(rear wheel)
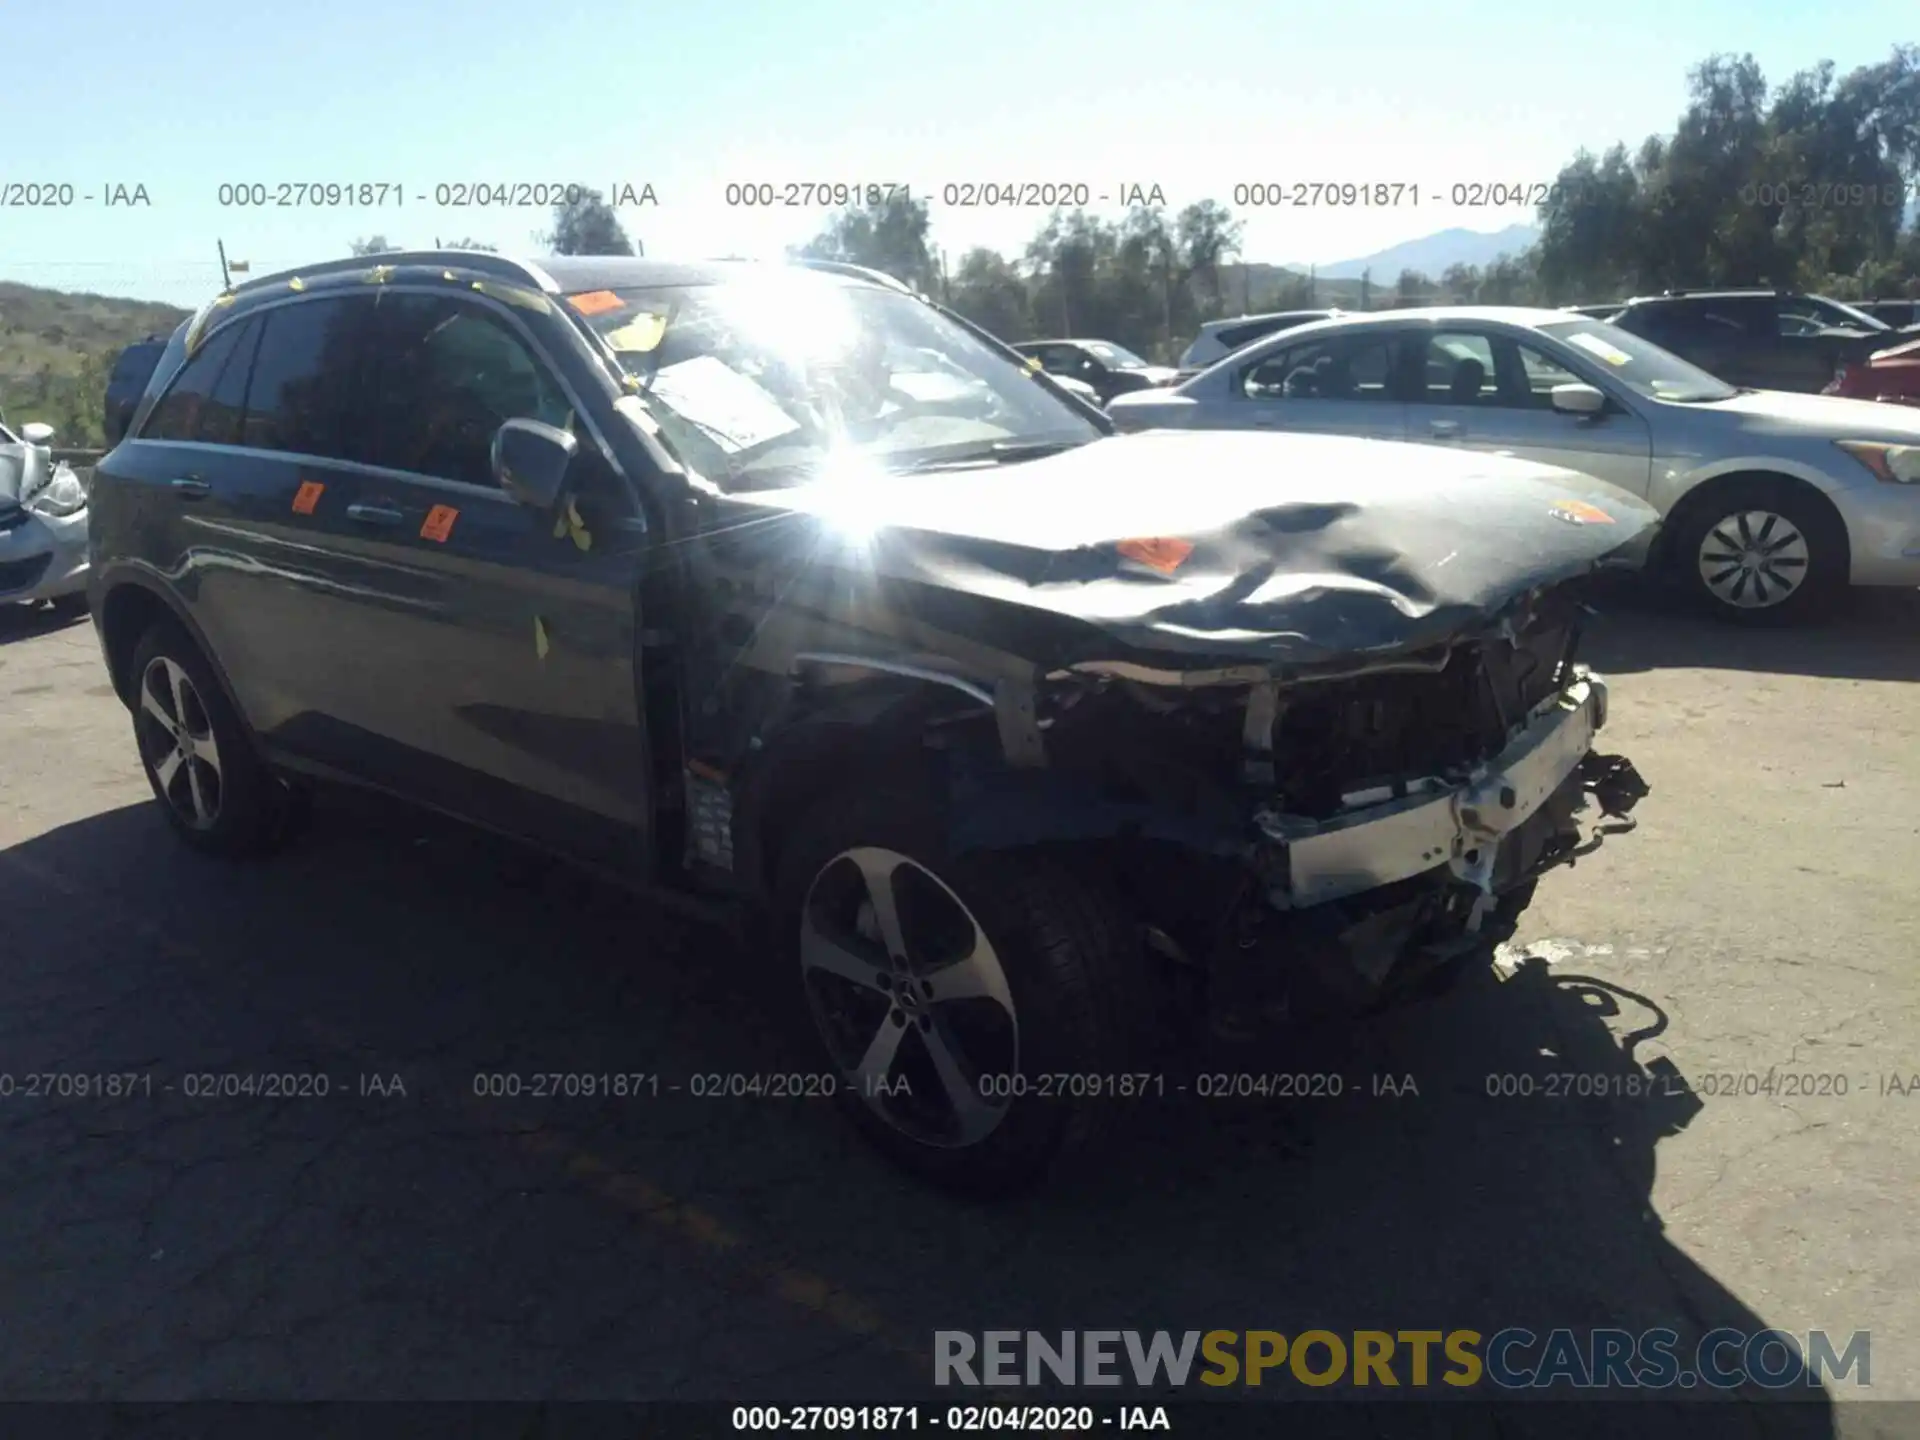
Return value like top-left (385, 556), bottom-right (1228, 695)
top-left (774, 787), bottom-right (1146, 1196)
top-left (1668, 480), bottom-right (1846, 625)
top-left (128, 622), bottom-right (296, 858)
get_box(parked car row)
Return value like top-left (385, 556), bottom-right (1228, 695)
top-left (1108, 304), bottom-right (1920, 624)
top-left (80, 249), bottom-right (1655, 1193)
top-left (1570, 288), bottom-right (1920, 394)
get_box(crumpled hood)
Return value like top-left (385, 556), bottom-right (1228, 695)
top-left (765, 430), bottom-right (1659, 668)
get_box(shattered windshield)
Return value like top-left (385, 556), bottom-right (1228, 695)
top-left (570, 272), bottom-right (1102, 489)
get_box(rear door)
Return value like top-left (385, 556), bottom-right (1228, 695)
top-left (296, 287), bottom-right (649, 869)
top-left (1221, 328), bottom-right (1410, 439)
top-left (95, 297), bottom-right (372, 749)
top-left (1405, 327), bottom-right (1653, 494)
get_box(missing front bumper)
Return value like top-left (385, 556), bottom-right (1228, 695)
top-left (1255, 673), bottom-right (1622, 910)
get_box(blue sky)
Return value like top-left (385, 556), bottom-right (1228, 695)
top-left (4, 0), bottom-right (1916, 306)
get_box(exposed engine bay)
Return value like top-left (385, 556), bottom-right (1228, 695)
top-left (922, 579), bottom-right (1649, 1038)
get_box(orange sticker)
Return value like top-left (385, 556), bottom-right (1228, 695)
top-left (420, 504), bottom-right (459, 542)
top-left (1116, 536), bottom-right (1195, 574)
top-left (291, 480), bottom-right (325, 515)
top-left (567, 290), bottom-right (625, 316)
top-left (1548, 500), bottom-right (1616, 526)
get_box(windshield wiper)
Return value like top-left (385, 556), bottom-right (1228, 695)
top-left (900, 437), bottom-right (1093, 472)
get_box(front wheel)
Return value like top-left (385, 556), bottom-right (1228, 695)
top-left (1668, 480), bottom-right (1847, 625)
top-left (773, 788), bottom-right (1147, 1196)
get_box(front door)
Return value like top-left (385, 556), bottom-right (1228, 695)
top-left (300, 288), bottom-right (651, 871)
top-left (1406, 328), bottom-right (1654, 495)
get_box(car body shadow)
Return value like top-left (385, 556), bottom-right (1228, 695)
top-left (0, 791), bottom-right (1850, 1431)
top-left (1583, 579), bottom-right (1920, 683)
top-left (0, 601), bottom-right (89, 645)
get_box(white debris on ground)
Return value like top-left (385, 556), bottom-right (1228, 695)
top-left (1492, 937), bottom-right (1671, 977)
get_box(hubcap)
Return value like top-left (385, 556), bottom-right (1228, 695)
top-left (136, 656), bottom-right (223, 830)
top-left (1697, 509), bottom-right (1809, 609)
top-left (799, 847), bottom-right (1018, 1148)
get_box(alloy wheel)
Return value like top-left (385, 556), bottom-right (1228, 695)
top-left (1696, 509), bottom-right (1810, 609)
top-left (799, 847), bottom-right (1018, 1148)
top-left (136, 656), bottom-right (224, 830)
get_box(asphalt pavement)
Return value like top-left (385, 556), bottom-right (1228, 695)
top-left (1, 587), bottom-right (1916, 1437)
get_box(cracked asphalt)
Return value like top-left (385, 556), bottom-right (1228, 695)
top-left (1, 588), bottom-right (1916, 1435)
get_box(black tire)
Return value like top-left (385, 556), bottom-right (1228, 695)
top-left (772, 785), bottom-right (1148, 1197)
top-left (127, 620), bottom-right (292, 859)
top-left (1666, 479), bottom-right (1847, 626)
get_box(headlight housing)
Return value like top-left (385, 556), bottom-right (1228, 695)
top-left (1835, 440), bottom-right (1920, 484)
top-left (26, 468), bottom-right (89, 518)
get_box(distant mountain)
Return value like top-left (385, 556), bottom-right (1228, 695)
top-left (1308, 225), bottom-right (1541, 281)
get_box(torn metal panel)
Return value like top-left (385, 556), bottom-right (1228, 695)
top-left (1257, 675), bottom-right (1606, 909)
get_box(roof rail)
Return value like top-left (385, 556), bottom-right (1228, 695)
top-left (1660, 287), bottom-right (1777, 299)
top-left (788, 257), bottom-right (918, 295)
top-left (232, 250), bottom-right (560, 296)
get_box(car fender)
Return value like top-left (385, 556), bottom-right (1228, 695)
top-left (1650, 450), bottom-right (1859, 520)
top-left (93, 562), bottom-right (263, 755)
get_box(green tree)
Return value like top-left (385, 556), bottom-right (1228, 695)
top-left (545, 190), bottom-right (636, 256)
top-left (795, 190), bottom-right (936, 292)
top-left (946, 247), bottom-right (1033, 341)
top-left (1440, 262), bottom-right (1482, 301)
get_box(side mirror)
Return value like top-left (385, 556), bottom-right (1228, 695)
top-left (490, 418), bottom-right (577, 510)
top-left (1550, 383), bottom-right (1607, 416)
top-left (20, 422), bottom-right (55, 445)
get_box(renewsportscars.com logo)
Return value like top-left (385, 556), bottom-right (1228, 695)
top-left (934, 1329), bottom-right (1872, 1391)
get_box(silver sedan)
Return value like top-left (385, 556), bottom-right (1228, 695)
top-left (0, 421), bottom-right (91, 613)
top-left (1108, 306), bottom-right (1920, 624)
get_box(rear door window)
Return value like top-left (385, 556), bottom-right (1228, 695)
top-left (240, 296), bottom-right (375, 461)
top-left (143, 323), bottom-right (248, 442)
top-left (1241, 332), bottom-right (1400, 401)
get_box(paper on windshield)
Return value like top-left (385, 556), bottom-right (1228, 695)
top-left (1565, 332), bottom-right (1633, 367)
top-left (603, 313), bottom-right (668, 353)
top-left (647, 355), bottom-right (801, 454)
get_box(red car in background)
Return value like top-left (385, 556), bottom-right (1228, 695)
top-left (1825, 335), bottom-right (1920, 406)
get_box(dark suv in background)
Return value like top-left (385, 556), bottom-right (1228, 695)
top-left (87, 250), bottom-right (1648, 1194)
top-left (104, 335), bottom-right (172, 448)
top-left (1605, 289), bottom-right (1907, 392)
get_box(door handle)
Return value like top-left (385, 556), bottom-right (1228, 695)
top-left (170, 477), bottom-right (211, 499)
top-left (1428, 420), bottom-right (1462, 438)
top-left (346, 503), bottom-right (405, 527)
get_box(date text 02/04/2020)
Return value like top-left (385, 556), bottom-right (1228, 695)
top-left (718, 182), bottom-right (1170, 208)
top-left (210, 182), bottom-right (659, 208)
top-left (1229, 181), bottom-right (1561, 207)
top-left (729, 1405), bottom-right (1171, 1432)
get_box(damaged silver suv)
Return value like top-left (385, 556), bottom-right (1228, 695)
top-left (87, 252), bottom-right (1652, 1194)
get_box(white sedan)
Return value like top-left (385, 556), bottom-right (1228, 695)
top-left (1, 420), bottom-right (91, 614)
